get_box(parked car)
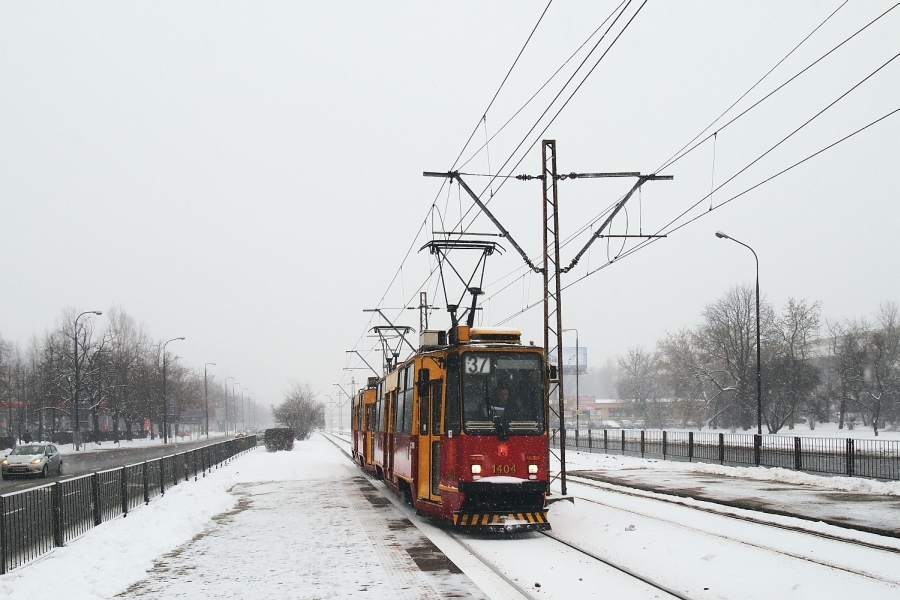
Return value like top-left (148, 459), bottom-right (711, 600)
top-left (599, 420), bottom-right (622, 429)
top-left (2, 444), bottom-right (62, 479)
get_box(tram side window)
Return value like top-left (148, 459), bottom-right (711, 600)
top-left (376, 381), bottom-right (385, 432)
top-left (396, 367), bottom-right (407, 435)
top-left (445, 353), bottom-right (461, 434)
top-left (431, 380), bottom-right (443, 436)
top-left (402, 366), bottom-right (414, 434)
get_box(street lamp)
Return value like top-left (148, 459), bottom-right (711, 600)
top-left (232, 382), bottom-right (241, 434)
top-left (241, 388), bottom-right (248, 432)
top-left (162, 337), bottom-right (185, 444)
top-left (224, 377), bottom-right (234, 435)
top-left (716, 230), bottom-right (762, 435)
top-left (73, 310), bottom-right (102, 450)
top-left (204, 363), bottom-right (216, 439)
top-left (562, 328), bottom-right (580, 447)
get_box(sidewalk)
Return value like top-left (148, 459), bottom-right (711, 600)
top-left (562, 450), bottom-right (900, 539)
top-left (1, 436), bottom-right (485, 599)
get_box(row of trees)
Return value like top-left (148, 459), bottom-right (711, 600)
top-left (616, 286), bottom-right (899, 435)
top-left (0, 306), bottom-right (253, 444)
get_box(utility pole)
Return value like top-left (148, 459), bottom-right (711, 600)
top-left (541, 140), bottom-right (568, 496)
top-left (425, 142), bottom-right (672, 499)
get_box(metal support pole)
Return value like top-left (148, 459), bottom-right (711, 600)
top-left (542, 140), bottom-right (567, 496)
top-left (204, 363), bottom-right (215, 439)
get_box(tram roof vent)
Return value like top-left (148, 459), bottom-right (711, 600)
top-left (419, 330), bottom-right (447, 349)
top-left (469, 329), bottom-right (521, 344)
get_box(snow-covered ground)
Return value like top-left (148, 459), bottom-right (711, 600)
top-left (2, 431), bottom-right (234, 457)
top-left (4, 433), bottom-right (899, 599)
top-left (0, 435), bottom-right (482, 599)
top-left (560, 448), bottom-right (900, 496)
top-left (601, 421), bottom-right (900, 441)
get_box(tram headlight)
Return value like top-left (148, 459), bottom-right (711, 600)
top-left (470, 464), bottom-right (482, 474)
top-left (528, 464), bottom-right (538, 474)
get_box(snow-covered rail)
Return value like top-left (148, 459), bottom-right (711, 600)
top-left (555, 475), bottom-right (900, 596)
top-left (568, 473), bottom-right (900, 552)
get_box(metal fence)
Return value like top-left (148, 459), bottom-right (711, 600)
top-left (551, 428), bottom-right (900, 481)
top-left (0, 435), bottom-right (257, 573)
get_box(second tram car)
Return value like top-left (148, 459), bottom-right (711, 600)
top-left (351, 324), bottom-right (550, 532)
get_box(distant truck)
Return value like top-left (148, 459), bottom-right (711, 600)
top-left (264, 427), bottom-right (295, 452)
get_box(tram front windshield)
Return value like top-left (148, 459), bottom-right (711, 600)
top-left (461, 352), bottom-right (544, 435)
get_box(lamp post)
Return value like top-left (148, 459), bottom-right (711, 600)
top-left (715, 230), bottom-right (762, 435)
top-left (232, 382), bottom-right (241, 434)
top-left (224, 377), bottom-right (233, 435)
top-left (204, 363), bottom-right (216, 438)
top-left (162, 337), bottom-right (185, 444)
top-left (73, 310), bottom-right (102, 450)
top-left (241, 388), bottom-right (248, 432)
top-left (562, 328), bottom-right (580, 446)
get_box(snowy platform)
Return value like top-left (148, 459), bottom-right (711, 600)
top-left (1, 436), bottom-right (485, 599)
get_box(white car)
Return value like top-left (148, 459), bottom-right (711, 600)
top-left (1, 444), bottom-right (63, 479)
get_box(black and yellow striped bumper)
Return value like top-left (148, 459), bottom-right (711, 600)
top-left (452, 511), bottom-right (550, 532)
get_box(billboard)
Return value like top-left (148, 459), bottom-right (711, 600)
top-left (549, 346), bottom-right (587, 374)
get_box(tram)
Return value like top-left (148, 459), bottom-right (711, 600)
top-left (351, 324), bottom-right (550, 532)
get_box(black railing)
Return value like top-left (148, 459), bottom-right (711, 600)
top-left (551, 428), bottom-right (900, 481)
top-left (0, 435), bottom-right (256, 573)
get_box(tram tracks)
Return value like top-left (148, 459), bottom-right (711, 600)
top-left (567, 474), bottom-right (900, 554)
top-left (447, 531), bottom-right (690, 600)
top-left (566, 475), bottom-right (900, 588)
top-left (321, 431), bottom-right (691, 598)
top-left (325, 431), bottom-right (900, 595)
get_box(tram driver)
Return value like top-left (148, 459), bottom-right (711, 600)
top-left (490, 385), bottom-right (511, 418)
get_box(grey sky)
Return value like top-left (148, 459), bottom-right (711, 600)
top-left (2, 2), bottom-right (898, 408)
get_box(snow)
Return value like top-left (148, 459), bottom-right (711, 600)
top-left (5, 434), bottom-right (900, 599)
top-left (475, 475), bottom-right (527, 484)
top-left (0, 435), bottom-right (482, 599)
top-left (1, 432), bottom-right (233, 457)
top-left (561, 446), bottom-right (900, 496)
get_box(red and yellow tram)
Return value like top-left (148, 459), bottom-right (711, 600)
top-left (351, 324), bottom-right (550, 532)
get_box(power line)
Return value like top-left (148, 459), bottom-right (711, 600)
top-left (564, 105), bottom-right (900, 300)
top-left (348, 2), bottom-right (558, 368)
top-left (656, 2), bottom-right (897, 173)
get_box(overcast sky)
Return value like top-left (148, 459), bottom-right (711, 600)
top-left (2, 1), bottom-right (898, 410)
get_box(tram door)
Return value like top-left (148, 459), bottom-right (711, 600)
top-left (386, 391), bottom-right (395, 480)
top-left (365, 404), bottom-right (375, 465)
top-left (417, 379), bottom-right (443, 502)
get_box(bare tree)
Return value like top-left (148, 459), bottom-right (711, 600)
top-left (763, 299), bottom-right (822, 433)
top-left (657, 329), bottom-right (726, 429)
top-left (272, 382), bottom-right (324, 440)
top-left (617, 346), bottom-right (668, 427)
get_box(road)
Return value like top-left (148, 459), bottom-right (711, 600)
top-left (0, 438), bottom-right (229, 494)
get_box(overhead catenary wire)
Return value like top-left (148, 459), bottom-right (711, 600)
top-left (494, 105), bottom-right (900, 325)
top-left (362, 0), bottom-right (642, 348)
top-left (655, 1), bottom-right (896, 173)
top-left (456, 0), bottom-right (629, 172)
top-left (351, 3), bottom-right (898, 371)
top-left (453, 1), bottom-right (646, 236)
